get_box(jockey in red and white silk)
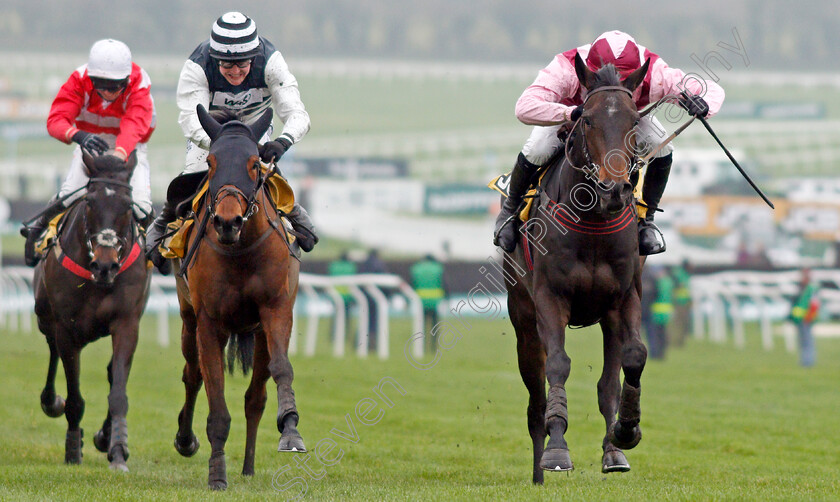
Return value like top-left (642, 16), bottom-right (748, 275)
top-left (47, 63), bottom-right (155, 160)
top-left (47, 41), bottom-right (156, 219)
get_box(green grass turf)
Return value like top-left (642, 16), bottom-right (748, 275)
top-left (0, 315), bottom-right (837, 500)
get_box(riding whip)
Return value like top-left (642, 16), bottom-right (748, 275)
top-left (698, 116), bottom-right (774, 209)
top-left (639, 116), bottom-right (696, 164)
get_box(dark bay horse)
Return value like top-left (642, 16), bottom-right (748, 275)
top-left (33, 152), bottom-right (150, 472)
top-left (173, 105), bottom-right (302, 490)
top-left (505, 54), bottom-right (651, 483)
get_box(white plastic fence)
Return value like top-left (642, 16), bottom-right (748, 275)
top-left (690, 269), bottom-right (840, 351)
top-left (0, 267), bottom-right (424, 361)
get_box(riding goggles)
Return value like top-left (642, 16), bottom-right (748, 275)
top-left (90, 77), bottom-right (128, 92)
top-left (218, 59), bottom-right (253, 69)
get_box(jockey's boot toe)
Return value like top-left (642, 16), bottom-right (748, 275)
top-left (294, 227), bottom-right (318, 253)
top-left (638, 219), bottom-right (666, 255)
top-left (287, 204), bottom-right (318, 252)
top-left (24, 231), bottom-right (43, 267)
top-left (493, 208), bottom-right (520, 253)
top-left (493, 221), bottom-right (518, 253)
top-left (146, 246), bottom-right (171, 275)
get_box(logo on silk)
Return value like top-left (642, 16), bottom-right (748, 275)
top-left (212, 89), bottom-right (265, 109)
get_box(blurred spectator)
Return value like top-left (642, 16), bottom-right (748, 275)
top-left (410, 254), bottom-right (447, 352)
top-left (790, 268), bottom-right (819, 367)
top-left (327, 252), bottom-right (357, 343)
top-left (670, 261), bottom-right (692, 347)
top-left (736, 242), bottom-right (751, 267)
top-left (359, 249), bottom-right (388, 351)
top-left (642, 265), bottom-right (674, 360)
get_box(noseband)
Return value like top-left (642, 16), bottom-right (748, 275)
top-left (210, 184), bottom-right (260, 223)
top-left (206, 159), bottom-right (276, 230)
top-left (564, 86), bottom-right (644, 177)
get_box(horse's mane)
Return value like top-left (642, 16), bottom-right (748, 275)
top-left (590, 63), bottom-right (622, 90)
top-left (87, 154), bottom-right (132, 179)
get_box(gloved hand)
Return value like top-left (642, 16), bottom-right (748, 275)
top-left (260, 137), bottom-right (293, 163)
top-left (71, 131), bottom-right (109, 155)
top-left (679, 91), bottom-right (709, 118)
top-left (570, 105), bottom-right (584, 122)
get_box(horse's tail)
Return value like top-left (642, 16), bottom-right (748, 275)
top-left (226, 331), bottom-right (255, 375)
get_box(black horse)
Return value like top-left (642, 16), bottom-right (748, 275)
top-left (33, 152), bottom-right (151, 472)
top-left (505, 54), bottom-right (650, 483)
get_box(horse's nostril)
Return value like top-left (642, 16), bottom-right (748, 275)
top-left (213, 215), bottom-right (222, 227)
top-left (90, 261), bottom-right (100, 272)
top-left (234, 216), bottom-right (243, 227)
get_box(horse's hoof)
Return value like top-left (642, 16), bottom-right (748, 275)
top-left (539, 448), bottom-right (573, 472)
top-left (278, 432), bottom-right (307, 453)
top-left (209, 480), bottom-right (228, 491)
top-left (41, 394), bottom-right (65, 418)
top-left (94, 429), bottom-right (110, 453)
top-left (174, 433), bottom-right (200, 457)
top-left (64, 429), bottom-right (83, 464)
top-left (609, 421), bottom-right (642, 450)
top-left (109, 460), bottom-right (129, 473)
top-left (602, 449), bottom-right (631, 473)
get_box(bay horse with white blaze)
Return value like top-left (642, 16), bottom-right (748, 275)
top-left (172, 105), bottom-right (303, 490)
top-left (33, 151), bottom-right (150, 472)
top-left (505, 54), bottom-right (650, 483)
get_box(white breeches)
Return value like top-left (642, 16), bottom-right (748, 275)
top-left (521, 115), bottom-right (674, 165)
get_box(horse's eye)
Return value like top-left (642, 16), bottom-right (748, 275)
top-left (583, 117), bottom-right (592, 128)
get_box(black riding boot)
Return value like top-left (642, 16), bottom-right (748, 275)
top-left (287, 204), bottom-right (319, 252)
top-left (21, 196), bottom-right (65, 267)
top-left (639, 153), bottom-right (672, 256)
top-left (145, 201), bottom-right (176, 275)
top-left (493, 153), bottom-right (539, 253)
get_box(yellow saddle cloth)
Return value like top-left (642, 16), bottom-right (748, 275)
top-left (34, 213), bottom-right (67, 256)
top-left (160, 170), bottom-right (296, 259)
top-left (487, 171), bottom-right (546, 223)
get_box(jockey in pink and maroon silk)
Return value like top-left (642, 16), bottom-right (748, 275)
top-left (494, 30), bottom-right (725, 255)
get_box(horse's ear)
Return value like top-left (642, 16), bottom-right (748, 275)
top-left (622, 58), bottom-right (650, 93)
top-left (251, 108), bottom-right (273, 141)
top-left (81, 150), bottom-right (94, 178)
top-left (197, 104), bottom-right (222, 141)
top-left (124, 150), bottom-right (137, 172)
top-left (574, 52), bottom-right (597, 90)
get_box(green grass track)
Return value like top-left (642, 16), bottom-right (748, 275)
top-left (0, 317), bottom-right (837, 500)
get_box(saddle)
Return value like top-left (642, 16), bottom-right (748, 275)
top-left (160, 169), bottom-right (297, 260)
